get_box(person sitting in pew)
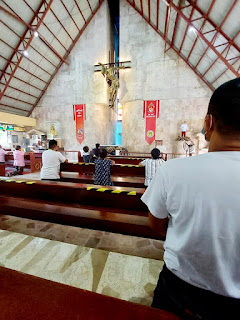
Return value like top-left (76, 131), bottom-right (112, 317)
top-left (0, 145), bottom-right (7, 164)
top-left (141, 78), bottom-right (240, 319)
top-left (41, 140), bottom-right (68, 181)
top-left (94, 149), bottom-right (115, 186)
top-left (139, 148), bottom-right (165, 187)
top-left (82, 146), bottom-right (91, 163)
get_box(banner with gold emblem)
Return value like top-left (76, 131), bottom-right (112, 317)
top-left (143, 100), bottom-right (160, 145)
top-left (73, 104), bottom-right (86, 144)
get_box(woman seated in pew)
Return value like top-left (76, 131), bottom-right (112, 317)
top-left (139, 148), bottom-right (165, 187)
top-left (94, 149), bottom-right (115, 186)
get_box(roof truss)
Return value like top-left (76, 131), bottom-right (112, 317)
top-left (127, 0), bottom-right (240, 91)
top-left (0, 0), bottom-right (104, 116)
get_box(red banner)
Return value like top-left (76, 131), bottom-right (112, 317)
top-left (73, 104), bottom-right (86, 144)
top-left (143, 100), bottom-right (160, 145)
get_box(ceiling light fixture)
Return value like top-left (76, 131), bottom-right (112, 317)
top-left (34, 31), bottom-right (39, 37)
top-left (189, 26), bottom-right (197, 35)
top-left (23, 50), bottom-right (29, 57)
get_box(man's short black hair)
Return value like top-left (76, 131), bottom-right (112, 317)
top-left (208, 78), bottom-right (240, 136)
top-left (96, 143), bottom-right (100, 148)
top-left (49, 140), bottom-right (57, 149)
top-left (151, 148), bottom-right (160, 159)
top-left (16, 145), bottom-right (21, 150)
top-left (83, 146), bottom-right (89, 152)
top-left (100, 148), bottom-right (108, 159)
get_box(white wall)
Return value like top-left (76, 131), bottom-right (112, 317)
top-left (32, 1), bottom-right (115, 152)
top-left (120, 0), bottom-right (211, 153)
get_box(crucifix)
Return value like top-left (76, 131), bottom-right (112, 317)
top-left (94, 61), bottom-right (131, 108)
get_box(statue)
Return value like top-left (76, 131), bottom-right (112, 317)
top-left (48, 124), bottom-right (58, 137)
top-left (98, 62), bottom-right (124, 108)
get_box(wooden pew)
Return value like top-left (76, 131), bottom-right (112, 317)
top-left (79, 156), bottom-right (147, 165)
top-left (5, 152), bottom-right (42, 173)
top-left (61, 162), bottom-right (145, 177)
top-left (121, 152), bottom-right (168, 161)
top-left (60, 172), bottom-right (145, 188)
top-left (0, 267), bottom-right (180, 320)
top-left (0, 163), bottom-right (5, 176)
top-left (0, 178), bottom-right (163, 239)
top-left (0, 178), bottom-right (146, 214)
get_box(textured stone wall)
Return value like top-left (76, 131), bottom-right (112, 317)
top-left (119, 0), bottom-right (211, 153)
top-left (32, 1), bottom-right (115, 152)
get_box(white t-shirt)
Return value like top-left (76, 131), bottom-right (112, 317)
top-left (0, 148), bottom-right (7, 163)
top-left (140, 158), bottom-right (165, 186)
top-left (181, 123), bottom-right (188, 132)
top-left (141, 152), bottom-right (240, 298)
top-left (40, 149), bottom-right (66, 180)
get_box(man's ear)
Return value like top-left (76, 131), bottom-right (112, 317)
top-left (205, 114), bottom-right (215, 132)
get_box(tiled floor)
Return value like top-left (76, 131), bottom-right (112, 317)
top-left (0, 229), bottom-right (163, 306)
top-left (0, 215), bottom-right (164, 260)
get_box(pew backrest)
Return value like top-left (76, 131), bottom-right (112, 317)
top-left (61, 162), bottom-right (145, 177)
top-left (0, 178), bottom-right (147, 213)
top-left (0, 266), bottom-right (180, 320)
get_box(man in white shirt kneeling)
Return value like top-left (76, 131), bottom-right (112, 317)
top-left (41, 140), bottom-right (67, 181)
top-left (142, 78), bottom-right (240, 319)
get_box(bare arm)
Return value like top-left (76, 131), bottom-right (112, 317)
top-left (138, 162), bottom-right (143, 167)
top-left (111, 160), bottom-right (115, 165)
top-left (149, 212), bottom-right (168, 240)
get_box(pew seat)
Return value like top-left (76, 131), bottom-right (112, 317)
top-left (0, 266), bottom-right (180, 320)
top-left (0, 195), bottom-right (157, 238)
top-left (60, 172), bottom-right (145, 188)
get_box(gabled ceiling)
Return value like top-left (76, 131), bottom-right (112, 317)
top-left (127, 0), bottom-right (240, 91)
top-left (0, 0), bottom-right (104, 117)
top-left (0, 0), bottom-right (239, 117)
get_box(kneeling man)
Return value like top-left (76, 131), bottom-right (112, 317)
top-left (41, 140), bottom-right (67, 181)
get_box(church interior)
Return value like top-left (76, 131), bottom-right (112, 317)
top-left (0, 0), bottom-right (240, 319)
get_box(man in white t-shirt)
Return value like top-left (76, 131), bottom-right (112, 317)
top-left (181, 122), bottom-right (188, 137)
top-left (41, 140), bottom-right (67, 180)
top-left (142, 78), bottom-right (240, 319)
top-left (139, 148), bottom-right (165, 186)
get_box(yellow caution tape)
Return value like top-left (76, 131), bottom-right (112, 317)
top-left (128, 165), bottom-right (133, 167)
top-left (127, 191), bottom-right (137, 196)
top-left (26, 181), bottom-right (35, 185)
top-left (111, 190), bottom-right (125, 193)
top-left (5, 180), bottom-right (14, 182)
top-left (120, 165), bottom-right (126, 167)
top-left (15, 181), bottom-right (24, 183)
top-left (86, 187), bottom-right (137, 196)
